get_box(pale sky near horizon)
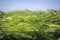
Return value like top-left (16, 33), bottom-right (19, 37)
top-left (0, 0), bottom-right (60, 11)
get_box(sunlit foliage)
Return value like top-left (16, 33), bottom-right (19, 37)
top-left (0, 10), bottom-right (60, 40)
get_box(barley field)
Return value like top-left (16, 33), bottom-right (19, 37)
top-left (0, 9), bottom-right (60, 40)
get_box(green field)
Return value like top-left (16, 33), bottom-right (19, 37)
top-left (0, 9), bottom-right (60, 40)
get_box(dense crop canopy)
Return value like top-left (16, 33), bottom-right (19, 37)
top-left (0, 10), bottom-right (60, 40)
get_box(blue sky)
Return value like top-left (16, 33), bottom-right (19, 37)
top-left (0, 0), bottom-right (60, 11)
